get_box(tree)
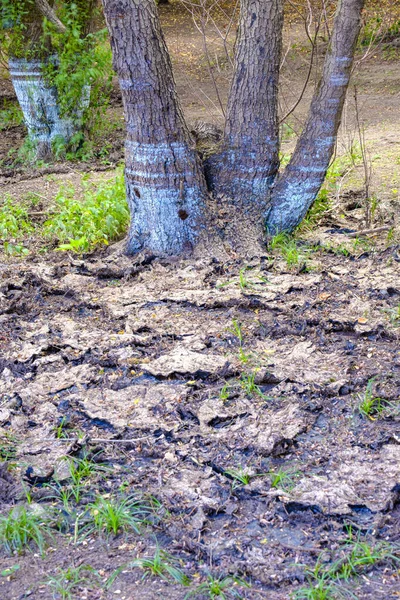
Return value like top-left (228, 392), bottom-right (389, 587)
top-left (2, 0), bottom-right (97, 159)
top-left (102, 0), bottom-right (366, 257)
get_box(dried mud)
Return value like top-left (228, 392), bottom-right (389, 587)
top-left (0, 242), bottom-right (400, 599)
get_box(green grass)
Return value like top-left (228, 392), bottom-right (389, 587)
top-left (46, 564), bottom-right (101, 600)
top-left (43, 171), bottom-right (128, 252)
top-left (293, 534), bottom-right (400, 600)
top-left (107, 545), bottom-right (190, 588)
top-left (87, 494), bottom-right (150, 536)
top-left (240, 372), bottom-right (264, 398)
top-left (357, 378), bottom-right (389, 419)
top-left (185, 574), bottom-right (250, 599)
top-left (224, 467), bottom-right (252, 488)
top-left (268, 467), bottom-right (299, 492)
top-left (0, 506), bottom-right (52, 555)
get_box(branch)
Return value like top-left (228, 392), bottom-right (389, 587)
top-left (35, 0), bottom-right (68, 33)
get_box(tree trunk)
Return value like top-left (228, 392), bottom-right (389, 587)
top-left (101, 0), bottom-right (208, 256)
top-left (266, 0), bottom-right (366, 234)
top-left (8, 1), bottom-right (92, 160)
top-left (208, 0), bottom-right (283, 205)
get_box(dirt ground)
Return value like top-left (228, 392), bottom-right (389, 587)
top-left (1, 2), bottom-right (400, 599)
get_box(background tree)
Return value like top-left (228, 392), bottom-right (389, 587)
top-left (2, 0), bottom-right (100, 159)
top-left (102, 0), bottom-right (366, 257)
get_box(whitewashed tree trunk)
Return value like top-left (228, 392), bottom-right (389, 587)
top-left (9, 57), bottom-right (90, 160)
top-left (102, 0), bottom-right (208, 256)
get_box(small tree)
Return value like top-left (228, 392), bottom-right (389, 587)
top-left (102, 0), bottom-right (365, 256)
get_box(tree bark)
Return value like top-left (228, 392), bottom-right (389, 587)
top-left (208, 0), bottom-right (283, 205)
top-left (266, 0), bottom-right (366, 234)
top-left (101, 0), bottom-right (208, 256)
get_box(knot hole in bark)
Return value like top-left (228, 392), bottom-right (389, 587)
top-left (133, 187), bottom-right (141, 198)
top-left (178, 209), bottom-right (189, 220)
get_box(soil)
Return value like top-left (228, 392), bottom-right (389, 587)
top-left (1, 2), bottom-right (400, 599)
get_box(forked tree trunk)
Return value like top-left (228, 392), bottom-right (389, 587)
top-left (209, 0), bottom-right (283, 205)
top-left (101, 0), bottom-right (208, 256)
top-left (266, 0), bottom-right (366, 234)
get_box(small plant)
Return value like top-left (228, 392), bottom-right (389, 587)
top-left (185, 574), bottom-right (250, 599)
top-left (240, 372), bottom-right (264, 398)
top-left (0, 433), bottom-right (18, 461)
top-left (268, 467), bottom-right (299, 492)
top-left (269, 232), bottom-right (301, 267)
top-left (357, 378), bottom-right (388, 420)
top-left (54, 454), bottom-right (110, 505)
top-left (228, 319), bottom-right (244, 346)
top-left (219, 383), bottom-right (230, 401)
top-left (224, 467), bottom-right (251, 489)
top-left (87, 494), bottom-right (150, 536)
top-left (107, 545), bottom-right (190, 588)
top-left (46, 564), bottom-right (101, 600)
top-left (382, 303), bottom-right (400, 327)
top-left (0, 506), bottom-right (51, 555)
top-left (238, 268), bottom-right (251, 291)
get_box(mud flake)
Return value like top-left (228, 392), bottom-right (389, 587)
top-left (141, 347), bottom-right (233, 378)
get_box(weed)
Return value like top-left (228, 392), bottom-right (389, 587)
top-left (87, 494), bottom-right (150, 536)
top-left (228, 319), bottom-right (244, 346)
top-left (185, 574), bottom-right (250, 599)
top-left (43, 171), bottom-right (129, 252)
top-left (219, 383), bottom-right (230, 401)
top-left (107, 545), bottom-right (190, 587)
top-left (382, 303), bottom-right (400, 327)
top-left (46, 564), bottom-right (101, 600)
top-left (1, 564), bottom-right (20, 577)
top-left (0, 433), bottom-right (18, 461)
top-left (268, 467), bottom-right (299, 492)
top-left (357, 378), bottom-right (388, 419)
top-left (54, 454), bottom-right (110, 505)
top-left (240, 372), bottom-right (261, 396)
top-left (269, 232), bottom-right (301, 267)
top-left (224, 467), bottom-right (252, 488)
top-left (294, 534), bottom-right (400, 599)
top-left (0, 196), bottom-right (33, 241)
top-left (0, 506), bottom-right (51, 555)
top-left (238, 347), bottom-right (251, 364)
top-left (238, 268), bottom-right (251, 291)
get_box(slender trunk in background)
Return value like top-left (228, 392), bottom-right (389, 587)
top-left (102, 0), bottom-right (207, 256)
top-left (208, 0), bottom-right (283, 204)
top-left (266, 0), bottom-right (365, 234)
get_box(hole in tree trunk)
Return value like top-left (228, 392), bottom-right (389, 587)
top-left (178, 209), bottom-right (189, 220)
top-left (133, 188), bottom-right (141, 198)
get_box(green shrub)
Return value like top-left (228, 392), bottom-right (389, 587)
top-left (43, 171), bottom-right (129, 252)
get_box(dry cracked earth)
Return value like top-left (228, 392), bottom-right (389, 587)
top-left (0, 240), bottom-right (400, 599)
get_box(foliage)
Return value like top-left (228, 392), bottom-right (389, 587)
top-left (43, 172), bottom-right (129, 252)
top-left (46, 564), bottom-right (101, 600)
top-left (0, 506), bottom-right (51, 555)
top-left (357, 378), bottom-right (390, 419)
top-left (107, 545), bottom-right (190, 588)
top-left (269, 232), bottom-right (301, 267)
top-left (268, 467), bottom-right (299, 492)
top-left (185, 574), bottom-right (250, 599)
top-left (0, 101), bottom-right (24, 131)
top-left (0, 195), bottom-right (33, 241)
top-left (293, 533), bottom-right (400, 600)
top-left (87, 494), bottom-right (150, 536)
